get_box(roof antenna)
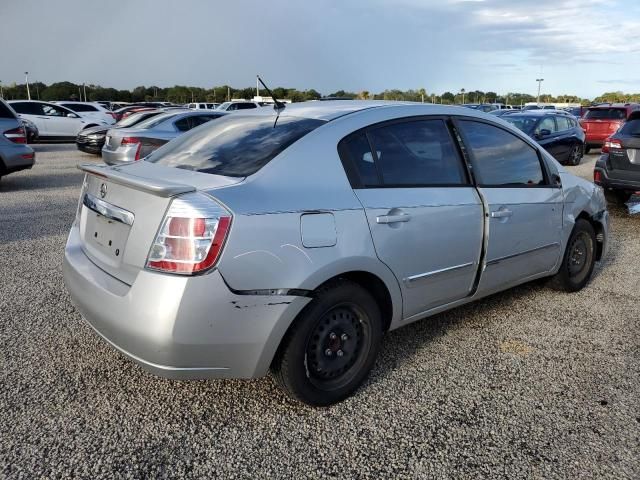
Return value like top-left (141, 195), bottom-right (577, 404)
top-left (257, 75), bottom-right (286, 112)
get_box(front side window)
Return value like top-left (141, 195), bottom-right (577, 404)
top-left (556, 116), bottom-right (571, 131)
top-left (62, 103), bottom-right (97, 112)
top-left (11, 102), bottom-right (44, 115)
top-left (458, 120), bottom-right (545, 186)
top-left (43, 104), bottom-right (70, 117)
top-left (535, 117), bottom-right (557, 135)
top-left (146, 115), bottom-right (325, 177)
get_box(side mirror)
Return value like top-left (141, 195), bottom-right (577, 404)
top-left (551, 173), bottom-right (562, 187)
top-left (536, 129), bottom-right (551, 139)
top-left (66, 112), bottom-right (80, 118)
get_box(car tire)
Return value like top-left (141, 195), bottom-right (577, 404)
top-left (604, 189), bottom-right (632, 204)
top-left (548, 219), bottom-right (596, 292)
top-left (568, 144), bottom-right (583, 166)
top-left (272, 279), bottom-right (383, 406)
top-left (584, 146), bottom-right (591, 154)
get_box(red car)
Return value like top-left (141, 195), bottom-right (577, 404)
top-left (580, 103), bottom-right (640, 153)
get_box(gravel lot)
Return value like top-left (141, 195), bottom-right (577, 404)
top-left (1, 145), bottom-right (638, 479)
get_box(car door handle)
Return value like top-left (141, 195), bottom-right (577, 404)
top-left (376, 213), bottom-right (411, 224)
top-left (490, 209), bottom-right (513, 218)
top-left (37, 116), bottom-right (49, 120)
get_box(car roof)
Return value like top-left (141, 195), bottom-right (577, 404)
top-left (234, 100), bottom-right (464, 121)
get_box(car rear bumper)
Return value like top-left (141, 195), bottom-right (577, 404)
top-left (594, 156), bottom-right (640, 192)
top-left (0, 143), bottom-right (35, 174)
top-left (585, 133), bottom-right (610, 146)
top-left (101, 146), bottom-right (137, 165)
top-left (63, 225), bottom-right (310, 379)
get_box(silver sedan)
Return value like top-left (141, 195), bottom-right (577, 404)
top-left (64, 101), bottom-right (609, 406)
top-left (101, 110), bottom-right (227, 165)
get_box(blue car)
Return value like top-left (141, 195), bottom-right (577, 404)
top-left (502, 110), bottom-right (586, 165)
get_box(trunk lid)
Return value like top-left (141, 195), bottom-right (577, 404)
top-left (77, 162), bottom-right (243, 285)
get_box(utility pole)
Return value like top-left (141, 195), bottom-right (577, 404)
top-left (24, 72), bottom-right (31, 100)
top-left (227, 86), bottom-right (230, 101)
top-left (256, 75), bottom-right (259, 98)
top-left (536, 78), bottom-right (544, 104)
top-left (83, 83), bottom-right (87, 102)
top-left (0, 80), bottom-right (3, 99)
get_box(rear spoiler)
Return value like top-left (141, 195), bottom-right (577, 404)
top-left (78, 164), bottom-right (195, 197)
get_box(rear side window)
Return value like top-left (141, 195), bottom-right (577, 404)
top-left (146, 115), bottom-right (325, 177)
top-left (584, 108), bottom-right (626, 120)
top-left (458, 120), bottom-right (545, 186)
top-left (62, 103), bottom-right (98, 112)
top-left (0, 101), bottom-right (17, 119)
top-left (536, 117), bottom-right (557, 134)
top-left (236, 103), bottom-right (257, 110)
top-left (174, 117), bottom-right (190, 131)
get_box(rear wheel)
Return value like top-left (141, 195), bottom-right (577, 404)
top-left (568, 144), bottom-right (583, 166)
top-left (272, 279), bottom-right (382, 406)
top-left (548, 219), bottom-right (596, 292)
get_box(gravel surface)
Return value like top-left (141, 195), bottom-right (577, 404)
top-left (1, 146), bottom-right (638, 479)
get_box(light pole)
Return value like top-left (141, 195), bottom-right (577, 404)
top-left (0, 80), bottom-right (3, 99)
top-left (25, 71), bottom-right (31, 100)
top-left (460, 88), bottom-right (466, 104)
top-left (536, 78), bottom-right (544, 105)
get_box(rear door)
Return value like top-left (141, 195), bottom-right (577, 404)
top-left (42, 103), bottom-right (86, 137)
top-left (340, 117), bottom-right (484, 319)
top-left (455, 119), bottom-right (563, 295)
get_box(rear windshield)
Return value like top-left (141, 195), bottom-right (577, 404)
top-left (116, 111), bottom-right (161, 127)
top-left (584, 108), bottom-right (626, 120)
top-left (134, 112), bottom-right (177, 129)
top-left (0, 101), bottom-right (17, 119)
top-left (146, 115), bottom-right (325, 177)
top-left (619, 119), bottom-right (640, 136)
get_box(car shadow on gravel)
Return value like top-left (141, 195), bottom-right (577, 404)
top-left (30, 143), bottom-right (82, 153)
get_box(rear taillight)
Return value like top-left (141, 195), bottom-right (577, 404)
top-left (602, 137), bottom-right (622, 153)
top-left (121, 137), bottom-right (142, 160)
top-left (146, 193), bottom-right (232, 275)
top-left (4, 126), bottom-right (26, 144)
top-left (594, 170), bottom-right (602, 183)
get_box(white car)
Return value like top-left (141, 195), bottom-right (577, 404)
top-left (54, 101), bottom-right (116, 125)
top-left (8, 100), bottom-right (110, 142)
top-left (187, 102), bottom-right (219, 110)
top-left (216, 101), bottom-right (263, 111)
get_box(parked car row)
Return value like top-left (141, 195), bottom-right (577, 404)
top-left (63, 101), bottom-right (609, 406)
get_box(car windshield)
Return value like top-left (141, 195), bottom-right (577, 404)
top-left (502, 116), bottom-right (539, 134)
top-left (146, 115), bottom-right (325, 177)
top-left (216, 102), bottom-right (232, 110)
top-left (133, 112), bottom-right (177, 129)
top-left (619, 119), bottom-right (640, 136)
top-left (584, 108), bottom-right (626, 120)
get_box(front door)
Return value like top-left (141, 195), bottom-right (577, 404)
top-left (340, 118), bottom-right (484, 319)
top-left (455, 119), bottom-right (563, 295)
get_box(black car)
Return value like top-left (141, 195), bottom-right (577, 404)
top-left (502, 111), bottom-right (585, 165)
top-left (594, 111), bottom-right (640, 203)
top-left (20, 118), bottom-right (39, 143)
top-left (75, 110), bottom-right (163, 155)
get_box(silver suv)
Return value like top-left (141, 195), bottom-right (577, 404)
top-left (0, 99), bottom-right (35, 184)
top-left (63, 101), bottom-right (609, 405)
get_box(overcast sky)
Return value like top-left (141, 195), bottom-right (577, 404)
top-left (2, 0), bottom-right (639, 98)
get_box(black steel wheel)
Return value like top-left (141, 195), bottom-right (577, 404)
top-left (272, 279), bottom-right (383, 406)
top-left (548, 219), bottom-right (596, 292)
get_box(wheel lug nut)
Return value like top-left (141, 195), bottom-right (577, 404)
top-left (341, 333), bottom-right (348, 341)
top-left (325, 349), bottom-right (333, 356)
top-left (329, 332), bottom-right (337, 340)
top-left (337, 350), bottom-right (344, 357)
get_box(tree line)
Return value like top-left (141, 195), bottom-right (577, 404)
top-left (0, 80), bottom-right (631, 105)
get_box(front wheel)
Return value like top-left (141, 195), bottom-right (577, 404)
top-left (548, 219), bottom-right (596, 292)
top-left (272, 279), bottom-right (382, 406)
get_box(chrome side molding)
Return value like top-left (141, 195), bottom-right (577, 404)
top-left (404, 262), bottom-right (475, 286)
top-left (83, 193), bottom-right (135, 226)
